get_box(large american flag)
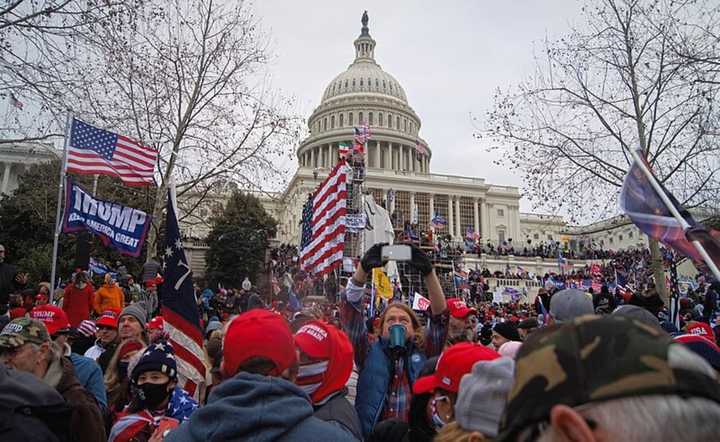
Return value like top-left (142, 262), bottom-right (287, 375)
top-left (67, 118), bottom-right (157, 186)
top-left (160, 187), bottom-right (207, 399)
top-left (300, 161), bottom-right (351, 275)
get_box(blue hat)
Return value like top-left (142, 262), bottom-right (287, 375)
top-left (131, 341), bottom-right (177, 382)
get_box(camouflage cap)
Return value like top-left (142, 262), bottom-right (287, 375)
top-left (0, 318), bottom-right (51, 349)
top-left (497, 315), bottom-right (720, 441)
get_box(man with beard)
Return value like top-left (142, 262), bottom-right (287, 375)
top-left (444, 298), bottom-right (476, 346)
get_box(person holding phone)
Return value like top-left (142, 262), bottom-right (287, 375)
top-left (341, 243), bottom-right (449, 437)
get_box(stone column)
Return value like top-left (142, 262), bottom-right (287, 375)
top-left (455, 196), bottom-right (461, 237)
top-left (473, 198), bottom-right (480, 236)
top-left (1, 163), bottom-right (11, 195)
top-left (327, 144), bottom-right (332, 167)
top-left (448, 195), bottom-right (454, 238)
top-left (310, 148), bottom-right (315, 168)
top-left (375, 140), bottom-right (381, 168)
top-left (429, 193), bottom-right (435, 219)
top-left (409, 192), bottom-right (416, 224)
top-left (481, 199), bottom-right (489, 240)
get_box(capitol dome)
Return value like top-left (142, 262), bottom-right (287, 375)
top-left (297, 12), bottom-right (431, 175)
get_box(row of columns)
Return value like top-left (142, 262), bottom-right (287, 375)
top-left (299, 140), bottom-right (429, 173)
top-left (405, 192), bottom-right (494, 240)
top-left (1, 163), bottom-right (14, 195)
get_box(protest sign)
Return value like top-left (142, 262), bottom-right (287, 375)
top-left (412, 292), bottom-right (430, 311)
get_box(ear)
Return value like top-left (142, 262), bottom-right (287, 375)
top-left (549, 404), bottom-right (596, 442)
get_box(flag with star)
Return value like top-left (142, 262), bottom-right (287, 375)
top-left (620, 150), bottom-right (720, 267)
top-left (66, 117), bottom-right (157, 186)
top-left (160, 184), bottom-right (207, 400)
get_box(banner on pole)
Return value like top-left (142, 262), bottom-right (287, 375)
top-left (62, 178), bottom-right (151, 257)
top-left (372, 268), bottom-right (393, 299)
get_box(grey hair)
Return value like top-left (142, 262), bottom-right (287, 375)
top-left (537, 395), bottom-right (720, 442)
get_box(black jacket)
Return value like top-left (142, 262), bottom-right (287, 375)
top-left (0, 262), bottom-right (23, 305)
top-left (313, 391), bottom-right (362, 440)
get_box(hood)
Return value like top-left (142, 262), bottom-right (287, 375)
top-left (0, 363), bottom-right (66, 409)
top-left (168, 372), bottom-right (317, 442)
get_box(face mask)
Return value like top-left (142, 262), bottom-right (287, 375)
top-left (135, 381), bottom-right (171, 409)
top-left (430, 396), bottom-right (449, 430)
top-left (296, 360), bottom-right (329, 398)
top-left (117, 361), bottom-right (129, 380)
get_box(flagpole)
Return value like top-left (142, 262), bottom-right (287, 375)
top-left (625, 148), bottom-right (720, 281)
top-left (50, 114), bottom-right (72, 297)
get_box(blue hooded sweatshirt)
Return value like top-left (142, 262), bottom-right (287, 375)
top-left (166, 372), bottom-right (357, 442)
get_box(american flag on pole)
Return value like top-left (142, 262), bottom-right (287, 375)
top-left (67, 118), bottom-right (157, 186)
top-left (160, 185), bottom-right (207, 400)
top-left (299, 161), bottom-right (351, 275)
top-left (354, 124), bottom-right (371, 144)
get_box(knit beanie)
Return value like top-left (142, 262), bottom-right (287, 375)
top-left (493, 321), bottom-right (520, 341)
top-left (120, 303), bottom-right (147, 329)
top-left (77, 320), bottom-right (97, 338)
top-left (131, 341), bottom-right (177, 382)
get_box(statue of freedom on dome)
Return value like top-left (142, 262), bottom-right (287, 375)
top-left (362, 11), bottom-right (368, 28)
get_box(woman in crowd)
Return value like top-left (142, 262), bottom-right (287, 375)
top-left (108, 342), bottom-right (197, 442)
top-left (105, 339), bottom-right (145, 425)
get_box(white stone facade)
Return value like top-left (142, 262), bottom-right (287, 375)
top-left (0, 142), bottom-right (59, 195)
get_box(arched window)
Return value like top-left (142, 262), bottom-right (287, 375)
top-left (352, 79), bottom-right (356, 89)
top-left (331, 115), bottom-right (335, 129)
top-left (344, 80), bottom-right (348, 89)
top-left (339, 113), bottom-right (344, 126)
top-left (323, 118), bottom-right (327, 131)
top-left (388, 113), bottom-right (392, 128)
top-left (396, 116), bottom-right (400, 128)
top-left (360, 78), bottom-right (364, 87)
top-left (369, 112), bottom-right (374, 125)
top-left (383, 80), bottom-right (387, 90)
top-left (375, 79), bottom-right (379, 88)
top-left (379, 112), bottom-right (384, 127)
top-left (359, 112), bottom-right (364, 124)
top-left (349, 112), bottom-right (354, 125)
top-left (404, 119), bottom-right (408, 132)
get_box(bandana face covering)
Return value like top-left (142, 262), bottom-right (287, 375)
top-left (295, 360), bottom-right (329, 397)
top-left (430, 395), bottom-right (449, 430)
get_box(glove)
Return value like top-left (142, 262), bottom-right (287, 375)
top-left (409, 244), bottom-right (433, 277)
top-left (361, 242), bottom-right (388, 273)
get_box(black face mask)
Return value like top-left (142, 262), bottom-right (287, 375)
top-left (117, 361), bottom-right (129, 380)
top-left (135, 381), bottom-right (171, 410)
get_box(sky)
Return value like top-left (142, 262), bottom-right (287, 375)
top-left (253, 0), bottom-right (586, 212)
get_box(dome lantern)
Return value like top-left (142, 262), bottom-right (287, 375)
top-left (354, 11), bottom-right (376, 62)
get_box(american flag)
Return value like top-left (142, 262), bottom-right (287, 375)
top-left (415, 140), bottom-right (428, 156)
top-left (354, 124), bottom-right (371, 144)
top-left (160, 186), bottom-right (207, 400)
top-left (67, 118), bottom-right (157, 186)
top-left (299, 161), bottom-right (351, 275)
top-left (338, 142), bottom-right (350, 159)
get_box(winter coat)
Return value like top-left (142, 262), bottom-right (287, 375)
top-left (69, 353), bottom-right (107, 408)
top-left (355, 339), bottom-right (426, 437)
top-left (44, 351), bottom-right (106, 442)
top-left (0, 363), bottom-right (72, 442)
top-left (165, 372), bottom-right (356, 442)
top-left (0, 262), bottom-right (24, 305)
top-left (62, 283), bottom-right (95, 327)
top-left (93, 284), bottom-right (124, 315)
top-left (313, 390), bottom-right (362, 440)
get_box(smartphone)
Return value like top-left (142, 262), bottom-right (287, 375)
top-left (382, 244), bottom-right (411, 261)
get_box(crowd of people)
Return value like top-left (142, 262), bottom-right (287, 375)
top-left (1, 240), bottom-right (720, 441)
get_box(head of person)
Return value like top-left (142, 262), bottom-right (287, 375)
top-left (147, 316), bottom-right (165, 343)
top-left (491, 322), bottom-right (520, 350)
top-left (498, 341), bottom-right (522, 359)
top-left (549, 288), bottom-right (594, 323)
top-left (74, 271), bottom-right (89, 288)
top-left (674, 334), bottom-right (720, 374)
top-left (118, 304), bottom-right (147, 341)
top-left (379, 302), bottom-right (422, 343)
top-left (0, 243), bottom-right (5, 263)
top-left (413, 342), bottom-right (501, 432)
top-left (221, 309), bottom-right (297, 381)
top-left (129, 341), bottom-right (178, 412)
top-left (293, 320), bottom-right (353, 403)
top-left (517, 318), bottom-right (539, 340)
top-left (435, 357), bottom-right (515, 442)
top-left (0, 318), bottom-right (54, 378)
top-left (497, 315), bottom-right (720, 442)
top-left (34, 293), bottom-right (48, 306)
top-left (30, 305), bottom-right (72, 349)
top-left (447, 298), bottom-right (477, 343)
top-left (96, 310), bottom-right (119, 345)
top-left (104, 274), bottom-right (116, 286)
top-left (107, 339), bottom-right (145, 386)
top-left (611, 304), bottom-right (662, 330)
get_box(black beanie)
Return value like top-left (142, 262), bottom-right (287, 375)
top-left (493, 321), bottom-right (520, 341)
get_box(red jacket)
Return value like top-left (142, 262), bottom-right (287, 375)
top-left (62, 283), bottom-right (95, 327)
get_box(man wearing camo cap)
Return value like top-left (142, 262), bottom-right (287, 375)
top-left (497, 315), bottom-right (720, 441)
top-left (0, 317), bottom-right (106, 442)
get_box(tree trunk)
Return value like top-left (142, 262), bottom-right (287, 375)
top-left (648, 237), bottom-right (668, 306)
top-left (145, 181), bottom-right (168, 262)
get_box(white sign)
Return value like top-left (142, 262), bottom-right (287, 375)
top-left (412, 292), bottom-right (431, 311)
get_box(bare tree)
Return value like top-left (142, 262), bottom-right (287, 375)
top-left (482, 0), bottom-right (720, 302)
top-left (6, 0), bottom-right (301, 257)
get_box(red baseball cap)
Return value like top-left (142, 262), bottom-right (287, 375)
top-left (686, 321), bottom-right (716, 343)
top-left (30, 305), bottom-right (71, 336)
top-left (222, 309), bottom-right (297, 378)
top-left (147, 316), bottom-right (164, 331)
top-left (413, 342), bottom-right (500, 394)
top-left (96, 310), bottom-right (119, 329)
top-left (447, 298), bottom-right (477, 319)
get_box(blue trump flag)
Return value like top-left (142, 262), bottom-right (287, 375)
top-left (160, 186), bottom-right (206, 398)
top-left (62, 178), bottom-right (150, 257)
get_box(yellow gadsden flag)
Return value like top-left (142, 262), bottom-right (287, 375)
top-left (372, 268), bottom-right (394, 299)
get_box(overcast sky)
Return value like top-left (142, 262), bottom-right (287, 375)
top-left (254, 0), bottom-right (585, 211)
